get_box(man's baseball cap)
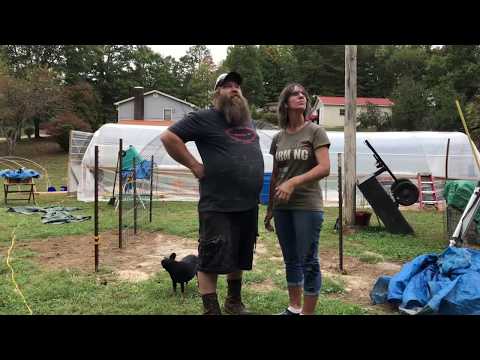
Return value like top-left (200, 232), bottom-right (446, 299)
top-left (214, 71), bottom-right (242, 90)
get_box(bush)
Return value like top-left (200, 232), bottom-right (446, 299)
top-left (358, 103), bottom-right (392, 131)
top-left (43, 112), bottom-right (92, 152)
top-left (256, 112), bottom-right (278, 126)
top-left (24, 127), bottom-right (34, 139)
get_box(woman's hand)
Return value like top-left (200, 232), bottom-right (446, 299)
top-left (275, 178), bottom-right (297, 202)
top-left (264, 208), bottom-right (274, 232)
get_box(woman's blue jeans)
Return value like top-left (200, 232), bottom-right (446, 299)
top-left (273, 209), bottom-right (324, 296)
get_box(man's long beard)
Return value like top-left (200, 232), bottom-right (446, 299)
top-left (216, 93), bottom-right (251, 126)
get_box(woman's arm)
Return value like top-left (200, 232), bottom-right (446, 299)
top-left (275, 146), bottom-right (330, 201)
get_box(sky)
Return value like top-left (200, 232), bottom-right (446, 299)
top-left (148, 45), bottom-right (230, 65)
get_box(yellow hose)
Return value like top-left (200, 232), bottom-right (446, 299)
top-left (456, 100), bottom-right (480, 172)
top-left (5, 225), bottom-right (33, 315)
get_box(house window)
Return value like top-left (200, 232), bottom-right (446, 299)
top-left (339, 109), bottom-right (345, 116)
top-left (164, 108), bottom-right (173, 120)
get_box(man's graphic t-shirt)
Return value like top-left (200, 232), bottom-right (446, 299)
top-left (169, 109), bottom-right (264, 213)
top-left (269, 122), bottom-right (330, 210)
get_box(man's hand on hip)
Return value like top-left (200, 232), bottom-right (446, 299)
top-left (191, 163), bottom-right (205, 179)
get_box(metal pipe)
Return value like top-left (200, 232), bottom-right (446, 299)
top-left (118, 139), bottom-right (123, 249)
top-left (133, 156), bottom-right (137, 236)
top-left (149, 155), bottom-right (154, 223)
top-left (338, 153), bottom-right (344, 272)
top-left (94, 145), bottom-right (99, 272)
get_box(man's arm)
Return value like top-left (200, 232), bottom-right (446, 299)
top-left (160, 130), bottom-right (204, 179)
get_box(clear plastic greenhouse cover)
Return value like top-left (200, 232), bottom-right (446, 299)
top-left (77, 123), bottom-right (480, 202)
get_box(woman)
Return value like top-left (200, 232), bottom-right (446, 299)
top-left (264, 83), bottom-right (330, 315)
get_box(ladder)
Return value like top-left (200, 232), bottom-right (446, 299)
top-left (417, 173), bottom-right (438, 209)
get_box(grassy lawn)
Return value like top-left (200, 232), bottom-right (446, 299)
top-left (0, 138), bottom-right (449, 315)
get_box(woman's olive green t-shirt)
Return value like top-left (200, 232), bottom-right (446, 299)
top-left (269, 122), bottom-right (330, 211)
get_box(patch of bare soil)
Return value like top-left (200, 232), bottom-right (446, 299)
top-left (2, 231), bottom-right (402, 312)
top-left (320, 248), bottom-right (401, 313)
top-left (9, 231), bottom-right (199, 282)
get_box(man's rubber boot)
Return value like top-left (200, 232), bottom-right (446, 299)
top-left (201, 293), bottom-right (222, 315)
top-left (224, 278), bottom-right (252, 315)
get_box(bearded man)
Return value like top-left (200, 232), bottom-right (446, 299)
top-left (161, 72), bottom-right (264, 315)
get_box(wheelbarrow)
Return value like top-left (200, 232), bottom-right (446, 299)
top-left (364, 140), bottom-right (419, 206)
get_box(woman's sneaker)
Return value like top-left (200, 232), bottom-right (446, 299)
top-left (278, 308), bottom-right (301, 315)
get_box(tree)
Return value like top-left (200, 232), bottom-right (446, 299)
top-left (291, 45), bottom-right (344, 96)
top-left (86, 45), bottom-right (138, 124)
top-left (188, 56), bottom-right (216, 108)
top-left (258, 45), bottom-right (296, 103)
top-left (357, 45), bottom-right (387, 97)
top-left (465, 96), bottom-right (480, 144)
top-left (223, 45), bottom-right (265, 106)
top-left (442, 45), bottom-right (480, 102)
top-left (0, 74), bottom-right (35, 155)
top-left (0, 65), bottom-right (67, 154)
top-left (61, 45), bottom-right (100, 84)
top-left (64, 81), bottom-right (103, 131)
top-left (425, 81), bottom-right (463, 131)
top-left (176, 45), bottom-right (214, 103)
top-left (391, 76), bottom-right (430, 131)
top-left (0, 45), bottom-right (65, 77)
top-left (385, 45), bottom-right (429, 84)
top-left (43, 112), bottom-right (92, 152)
top-left (357, 102), bottom-right (392, 131)
top-left (25, 66), bottom-right (68, 138)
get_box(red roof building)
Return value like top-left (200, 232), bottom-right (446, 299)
top-left (310, 96), bottom-right (394, 128)
top-left (317, 96), bottom-right (394, 107)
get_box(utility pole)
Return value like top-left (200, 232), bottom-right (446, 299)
top-left (344, 45), bottom-right (357, 227)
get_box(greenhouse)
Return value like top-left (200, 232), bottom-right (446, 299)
top-left (73, 123), bottom-right (480, 203)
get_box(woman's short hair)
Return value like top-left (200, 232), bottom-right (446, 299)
top-left (277, 83), bottom-right (311, 129)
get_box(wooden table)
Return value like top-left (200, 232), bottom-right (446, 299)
top-left (3, 177), bottom-right (37, 205)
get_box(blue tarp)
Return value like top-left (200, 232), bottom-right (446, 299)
top-left (120, 160), bottom-right (153, 180)
top-left (0, 168), bottom-right (41, 180)
top-left (370, 247), bottom-right (480, 315)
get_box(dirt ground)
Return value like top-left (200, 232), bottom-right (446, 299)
top-left (4, 230), bottom-right (403, 313)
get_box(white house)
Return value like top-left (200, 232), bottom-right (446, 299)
top-left (113, 87), bottom-right (199, 126)
top-left (310, 96), bottom-right (394, 128)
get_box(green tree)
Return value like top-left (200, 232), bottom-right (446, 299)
top-left (357, 45), bottom-right (387, 97)
top-left (64, 81), bottom-right (103, 131)
top-left (465, 96), bottom-right (480, 144)
top-left (188, 56), bottom-right (216, 108)
top-left (0, 45), bottom-right (65, 77)
top-left (385, 45), bottom-right (429, 84)
top-left (177, 45), bottom-right (213, 103)
top-left (357, 102), bottom-right (392, 131)
top-left (425, 81), bottom-right (463, 131)
top-left (86, 45), bottom-right (138, 124)
top-left (223, 45), bottom-right (265, 106)
top-left (291, 45), bottom-right (344, 96)
top-left (442, 45), bottom-right (480, 102)
top-left (25, 66), bottom-right (67, 138)
top-left (391, 76), bottom-right (430, 131)
top-left (258, 45), bottom-right (296, 103)
top-left (0, 69), bottom-right (65, 155)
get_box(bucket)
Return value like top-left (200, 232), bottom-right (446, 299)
top-left (260, 172), bottom-right (272, 205)
top-left (355, 211), bottom-right (372, 226)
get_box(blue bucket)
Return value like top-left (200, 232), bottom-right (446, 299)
top-left (260, 172), bottom-right (272, 205)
